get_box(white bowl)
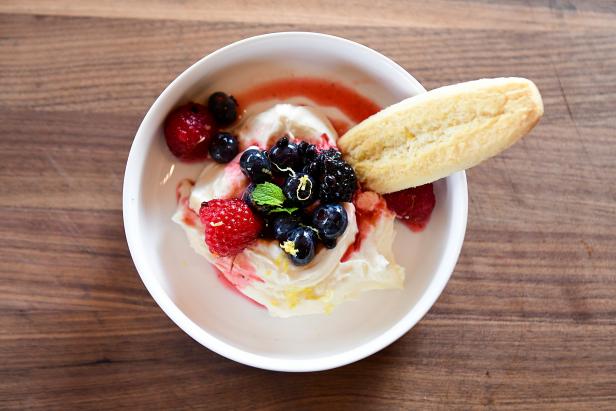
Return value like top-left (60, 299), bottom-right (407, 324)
top-left (123, 32), bottom-right (467, 372)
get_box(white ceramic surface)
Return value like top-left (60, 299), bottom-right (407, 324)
top-left (123, 32), bottom-right (468, 372)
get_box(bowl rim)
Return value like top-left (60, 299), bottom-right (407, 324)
top-left (123, 31), bottom-right (468, 372)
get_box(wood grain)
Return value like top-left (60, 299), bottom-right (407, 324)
top-left (1, 0), bottom-right (616, 31)
top-left (1, 1), bottom-right (615, 409)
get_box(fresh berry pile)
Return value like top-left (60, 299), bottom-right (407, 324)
top-left (166, 89), bottom-right (435, 265)
top-left (164, 92), bottom-right (240, 163)
top-left (239, 136), bottom-right (355, 265)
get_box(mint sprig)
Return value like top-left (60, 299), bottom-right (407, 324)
top-left (269, 206), bottom-right (299, 215)
top-left (251, 183), bottom-right (298, 215)
top-left (252, 182), bottom-right (285, 207)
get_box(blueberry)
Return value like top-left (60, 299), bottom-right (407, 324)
top-left (279, 226), bottom-right (317, 266)
top-left (298, 141), bottom-right (318, 164)
top-left (271, 214), bottom-right (301, 241)
top-left (322, 238), bottom-right (337, 249)
top-left (208, 92), bottom-right (238, 126)
top-left (312, 203), bottom-right (348, 241)
top-left (242, 183), bottom-right (270, 215)
top-left (302, 161), bottom-right (321, 180)
top-left (282, 172), bottom-right (317, 206)
top-left (209, 132), bottom-right (239, 163)
top-left (268, 136), bottom-right (302, 176)
top-left (240, 148), bottom-right (272, 183)
top-left (259, 215), bottom-right (276, 239)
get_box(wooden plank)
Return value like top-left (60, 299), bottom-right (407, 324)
top-left (0, 2), bottom-right (615, 409)
top-left (0, 0), bottom-right (615, 31)
top-left (1, 14), bottom-right (615, 123)
top-left (1, 312), bottom-right (615, 409)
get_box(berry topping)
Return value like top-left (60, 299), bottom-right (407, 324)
top-left (297, 141), bottom-right (318, 163)
top-left (312, 203), bottom-right (348, 240)
top-left (302, 148), bottom-right (357, 203)
top-left (199, 198), bottom-right (262, 257)
top-left (279, 226), bottom-right (317, 266)
top-left (198, 139), bottom-right (360, 263)
top-left (246, 182), bottom-right (300, 215)
top-left (282, 173), bottom-right (317, 206)
top-left (322, 238), bottom-right (337, 249)
top-left (268, 136), bottom-right (302, 176)
top-left (242, 183), bottom-right (271, 214)
top-left (207, 92), bottom-right (238, 126)
top-left (383, 184), bottom-right (436, 231)
top-left (272, 214), bottom-right (301, 241)
top-left (164, 103), bottom-right (217, 161)
top-left (260, 215), bottom-right (276, 239)
top-left (240, 148), bottom-right (272, 183)
top-left (209, 132), bottom-right (239, 163)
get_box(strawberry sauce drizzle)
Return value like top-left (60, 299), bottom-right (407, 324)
top-left (213, 267), bottom-right (264, 308)
top-left (341, 191), bottom-right (389, 262)
top-left (176, 179), bottom-right (198, 226)
top-left (234, 77), bottom-right (381, 124)
top-left (328, 117), bottom-right (351, 136)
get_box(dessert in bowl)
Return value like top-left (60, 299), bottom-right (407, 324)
top-left (123, 33), bottom-right (541, 371)
top-left (171, 86), bottom-right (424, 317)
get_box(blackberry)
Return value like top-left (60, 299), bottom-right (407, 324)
top-left (302, 161), bottom-right (321, 180)
top-left (306, 148), bottom-right (357, 203)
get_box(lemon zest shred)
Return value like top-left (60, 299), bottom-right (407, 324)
top-left (296, 174), bottom-right (312, 201)
top-left (280, 240), bottom-right (298, 256)
top-left (285, 287), bottom-right (319, 308)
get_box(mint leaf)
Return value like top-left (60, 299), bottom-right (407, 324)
top-left (252, 182), bottom-right (285, 207)
top-left (269, 206), bottom-right (298, 215)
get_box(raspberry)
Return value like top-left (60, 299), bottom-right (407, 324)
top-left (199, 198), bottom-right (262, 257)
top-left (164, 103), bottom-right (217, 161)
top-left (383, 184), bottom-right (436, 228)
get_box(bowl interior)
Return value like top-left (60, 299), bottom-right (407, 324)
top-left (126, 33), bottom-right (467, 369)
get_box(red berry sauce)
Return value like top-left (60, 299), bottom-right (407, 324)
top-left (213, 267), bottom-right (265, 308)
top-left (383, 183), bottom-right (436, 232)
top-left (234, 77), bottom-right (381, 130)
top-left (341, 191), bottom-right (391, 262)
top-left (176, 179), bottom-right (198, 227)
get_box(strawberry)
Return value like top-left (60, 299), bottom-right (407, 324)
top-left (199, 198), bottom-right (263, 257)
top-left (164, 102), bottom-right (217, 161)
top-left (383, 184), bottom-right (436, 231)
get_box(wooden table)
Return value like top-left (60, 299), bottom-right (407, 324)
top-left (1, 1), bottom-right (615, 409)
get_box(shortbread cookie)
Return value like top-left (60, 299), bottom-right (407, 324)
top-left (338, 78), bottom-right (543, 193)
